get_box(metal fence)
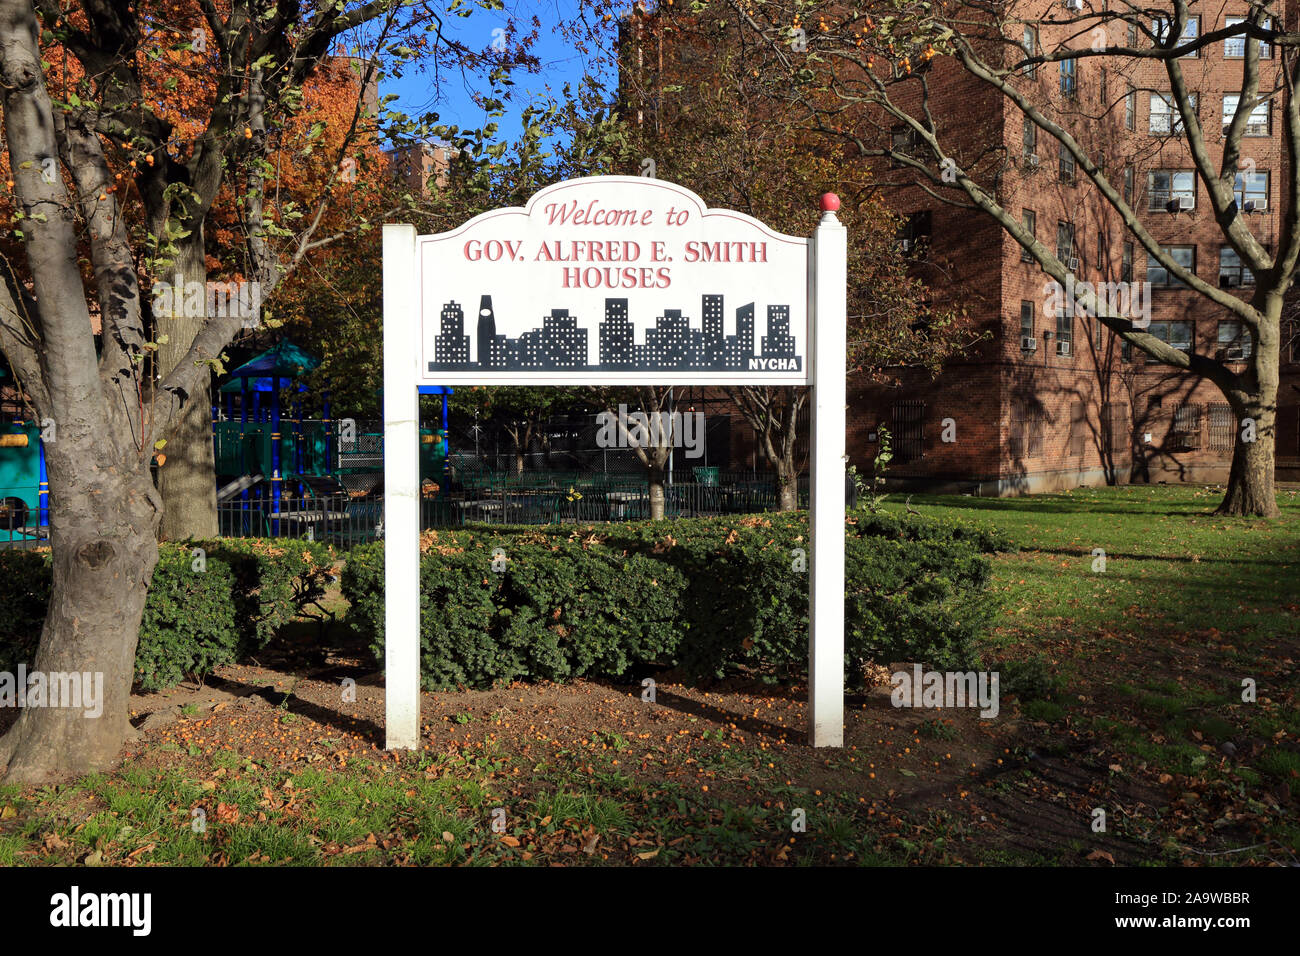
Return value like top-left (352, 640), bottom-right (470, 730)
top-left (216, 473), bottom-right (809, 548)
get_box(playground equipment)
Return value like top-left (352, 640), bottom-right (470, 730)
top-left (0, 365), bottom-right (47, 543)
top-left (0, 420), bottom-right (47, 543)
top-left (213, 339), bottom-right (451, 537)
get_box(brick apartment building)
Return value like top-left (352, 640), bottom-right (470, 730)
top-left (386, 142), bottom-right (452, 196)
top-left (623, 3), bottom-right (1300, 493)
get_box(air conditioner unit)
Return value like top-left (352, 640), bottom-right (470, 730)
top-left (1025, 153), bottom-right (1040, 168)
top-left (1068, 256), bottom-right (1080, 272)
top-left (899, 238), bottom-right (914, 252)
top-left (1057, 340), bottom-right (1072, 356)
top-left (1178, 195), bottom-right (1195, 210)
top-left (1225, 346), bottom-right (1245, 361)
top-left (1064, 0), bottom-right (1082, 10)
top-left (1245, 199), bottom-right (1268, 213)
top-left (1220, 273), bottom-right (1239, 288)
top-left (1021, 336), bottom-right (1038, 351)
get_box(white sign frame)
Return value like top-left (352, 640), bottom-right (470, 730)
top-left (382, 176), bottom-right (845, 749)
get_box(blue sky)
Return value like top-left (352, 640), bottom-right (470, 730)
top-left (378, 0), bottom-right (619, 145)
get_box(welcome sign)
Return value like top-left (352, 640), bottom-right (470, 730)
top-left (415, 177), bottom-right (809, 384)
top-left (384, 176), bottom-right (846, 749)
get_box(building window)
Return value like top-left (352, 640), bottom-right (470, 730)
top-left (1208, 403), bottom-right (1236, 452)
top-left (1122, 166), bottom-right (1134, 205)
top-left (1152, 16), bottom-right (1199, 53)
top-left (1022, 115), bottom-right (1037, 159)
top-left (1171, 403), bottom-right (1203, 450)
top-left (1121, 242), bottom-right (1133, 283)
top-left (1009, 399), bottom-right (1045, 459)
top-left (1021, 209), bottom-right (1036, 262)
top-left (896, 210), bottom-right (932, 255)
top-left (1150, 319), bottom-right (1194, 350)
top-left (1120, 332), bottom-right (1132, 361)
top-left (1148, 170), bottom-right (1196, 211)
top-left (1150, 92), bottom-right (1195, 135)
top-left (1127, 20), bottom-right (1138, 46)
top-left (890, 400), bottom-right (925, 463)
top-left (1096, 233), bottom-right (1107, 273)
top-left (1223, 94), bottom-right (1270, 136)
top-left (1059, 140), bottom-right (1076, 183)
top-left (1233, 170), bottom-right (1268, 210)
top-left (1020, 300), bottom-right (1035, 344)
top-left (1225, 16), bottom-right (1271, 59)
top-left (1060, 58), bottom-right (1077, 98)
top-left (1219, 247), bottom-right (1256, 287)
top-left (1057, 311), bottom-right (1073, 353)
top-left (1148, 245), bottom-right (1195, 287)
top-left (1125, 86), bottom-right (1136, 129)
top-left (1056, 221), bottom-right (1075, 264)
top-left (1179, 16), bottom-right (1201, 55)
top-left (1023, 26), bottom-right (1038, 76)
top-left (1217, 320), bottom-right (1252, 359)
top-left (891, 125), bottom-right (922, 166)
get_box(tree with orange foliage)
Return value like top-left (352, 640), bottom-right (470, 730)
top-left (0, 0), bottom-right (534, 782)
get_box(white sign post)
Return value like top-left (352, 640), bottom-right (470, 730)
top-left (382, 176), bottom-right (845, 749)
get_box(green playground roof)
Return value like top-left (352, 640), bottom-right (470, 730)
top-left (220, 339), bottom-right (320, 393)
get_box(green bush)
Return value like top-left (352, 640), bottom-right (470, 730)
top-left (135, 546), bottom-right (241, 691)
top-left (0, 539), bottom-right (333, 691)
top-left (202, 539), bottom-right (333, 648)
top-left (344, 510), bottom-right (1007, 689)
top-left (0, 549), bottom-right (58, 676)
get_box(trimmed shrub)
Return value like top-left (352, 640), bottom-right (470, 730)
top-left (203, 539), bottom-right (333, 648)
top-left (344, 510), bottom-right (1008, 689)
top-left (0, 549), bottom-right (59, 676)
top-left (344, 541), bottom-right (686, 689)
top-left (135, 546), bottom-right (241, 691)
top-left (0, 539), bottom-right (333, 691)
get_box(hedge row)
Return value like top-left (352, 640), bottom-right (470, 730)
top-left (0, 539), bottom-right (333, 691)
top-left (343, 510), bottom-right (1011, 690)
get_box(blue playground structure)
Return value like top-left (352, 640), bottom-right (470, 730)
top-left (1, 340), bottom-right (453, 546)
top-left (213, 339), bottom-right (451, 539)
top-left (0, 419), bottom-right (48, 545)
top-left (0, 365), bottom-right (48, 544)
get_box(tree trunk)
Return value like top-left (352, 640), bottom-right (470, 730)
top-left (648, 463), bottom-right (666, 520)
top-left (0, 472), bottom-right (160, 783)
top-left (776, 456), bottom-right (799, 511)
top-left (1217, 390), bottom-right (1280, 518)
top-left (156, 237), bottom-right (218, 541)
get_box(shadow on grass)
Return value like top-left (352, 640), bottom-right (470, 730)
top-left (1021, 546), bottom-right (1299, 569)
top-left (900, 495), bottom-right (1220, 518)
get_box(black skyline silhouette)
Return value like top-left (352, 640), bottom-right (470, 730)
top-left (429, 294), bottom-right (802, 373)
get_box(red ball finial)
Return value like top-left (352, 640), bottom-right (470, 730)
top-left (820, 192), bottom-right (840, 213)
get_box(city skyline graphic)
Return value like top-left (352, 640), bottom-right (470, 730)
top-left (429, 294), bottom-right (803, 373)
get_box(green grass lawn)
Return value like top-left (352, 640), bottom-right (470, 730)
top-left (894, 484), bottom-right (1300, 648)
top-left (890, 484), bottom-right (1300, 862)
top-left (1, 483), bottom-right (1295, 866)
